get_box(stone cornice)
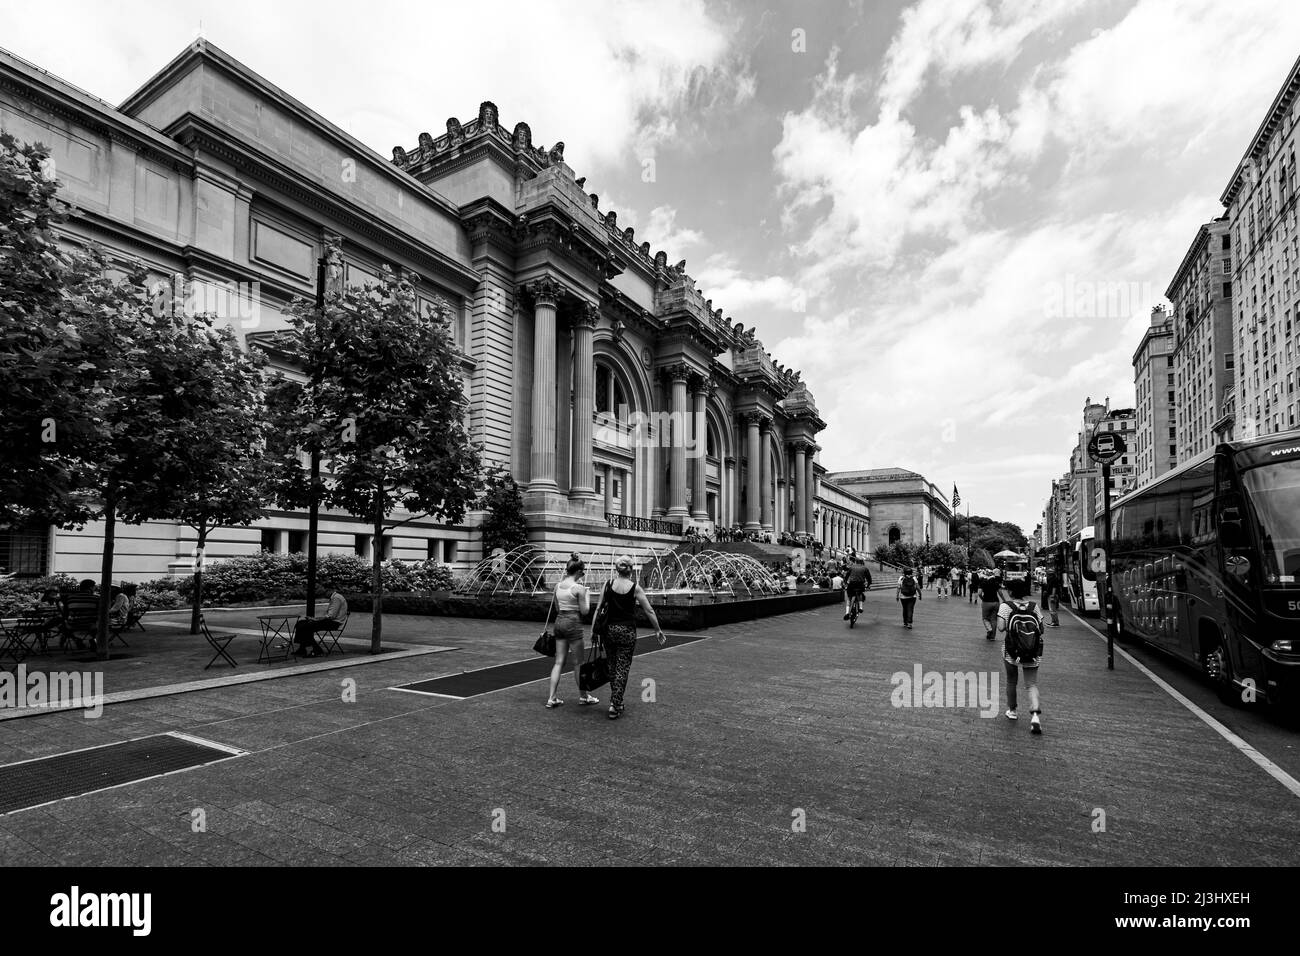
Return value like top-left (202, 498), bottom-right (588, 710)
top-left (0, 51), bottom-right (193, 172)
top-left (171, 116), bottom-right (480, 293)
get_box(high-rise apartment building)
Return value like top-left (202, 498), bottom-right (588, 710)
top-left (1132, 306), bottom-right (1177, 486)
top-left (1167, 219), bottom-right (1235, 462)
top-left (1220, 55), bottom-right (1300, 440)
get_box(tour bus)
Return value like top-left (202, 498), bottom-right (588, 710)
top-left (1107, 431), bottom-right (1300, 707)
top-left (1065, 527), bottom-right (1101, 614)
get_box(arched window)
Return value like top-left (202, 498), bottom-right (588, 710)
top-left (888, 525), bottom-right (902, 545)
top-left (595, 362), bottom-right (626, 415)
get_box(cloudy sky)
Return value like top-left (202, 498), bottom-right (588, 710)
top-left (4, 0), bottom-right (1299, 533)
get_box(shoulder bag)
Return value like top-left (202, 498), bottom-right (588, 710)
top-left (590, 580), bottom-right (613, 646)
top-left (533, 597), bottom-right (557, 657)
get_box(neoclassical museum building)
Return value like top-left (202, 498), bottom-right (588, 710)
top-left (0, 40), bottom-right (871, 581)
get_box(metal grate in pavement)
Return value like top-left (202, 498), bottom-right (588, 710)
top-left (0, 732), bottom-right (244, 816)
top-left (392, 632), bottom-right (705, 699)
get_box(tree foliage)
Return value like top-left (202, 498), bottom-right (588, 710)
top-left (267, 266), bottom-right (481, 652)
top-left (951, 514), bottom-right (1029, 557)
top-left (479, 470), bottom-right (528, 555)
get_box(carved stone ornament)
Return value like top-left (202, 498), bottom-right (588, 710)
top-left (323, 233), bottom-right (344, 300)
top-left (478, 101), bottom-right (498, 131)
top-left (524, 276), bottom-right (563, 307)
top-left (418, 131), bottom-right (434, 155)
top-left (512, 122), bottom-right (532, 150)
top-left (573, 302), bottom-right (600, 328)
top-left (446, 117), bottom-right (465, 145)
top-left (640, 347), bottom-right (653, 369)
top-left (548, 141), bottom-right (565, 164)
top-left (392, 146), bottom-right (408, 165)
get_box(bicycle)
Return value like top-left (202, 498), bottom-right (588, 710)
top-left (847, 589), bottom-right (863, 628)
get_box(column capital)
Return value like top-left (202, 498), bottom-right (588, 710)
top-left (758, 415), bottom-right (772, 434)
top-left (521, 276), bottom-right (563, 307)
top-left (689, 373), bottom-right (715, 396)
top-left (573, 301), bottom-right (600, 329)
top-left (659, 361), bottom-right (692, 385)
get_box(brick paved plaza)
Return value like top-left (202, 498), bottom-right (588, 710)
top-left (2, 588), bottom-right (1298, 866)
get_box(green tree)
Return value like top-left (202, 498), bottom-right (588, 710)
top-left (151, 279), bottom-right (272, 634)
top-left (270, 266), bottom-right (481, 653)
top-left (479, 470), bottom-right (528, 555)
top-left (0, 133), bottom-right (103, 523)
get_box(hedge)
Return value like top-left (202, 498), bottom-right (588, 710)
top-left (0, 553), bottom-right (457, 617)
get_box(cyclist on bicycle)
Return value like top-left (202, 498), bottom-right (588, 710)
top-left (843, 556), bottom-right (873, 620)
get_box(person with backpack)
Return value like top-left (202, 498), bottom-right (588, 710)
top-left (999, 597), bottom-right (1045, 733)
top-left (973, 566), bottom-right (1007, 640)
top-left (895, 567), bottom-right (921, 629)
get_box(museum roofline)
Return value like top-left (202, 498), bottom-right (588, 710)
top-left (118, 39), bottom-right (464, 219)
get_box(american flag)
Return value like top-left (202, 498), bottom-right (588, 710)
top-left (952, 484), bottom-right (961, 508)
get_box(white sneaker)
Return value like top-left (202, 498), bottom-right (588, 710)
top-left (1005, 709), bottom-right (1018, 720)
top-left (1030, 713), bottom-right (1042, 734)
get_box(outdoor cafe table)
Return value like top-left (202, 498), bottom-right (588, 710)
top-left (256, 614), bottom-right (299, 664)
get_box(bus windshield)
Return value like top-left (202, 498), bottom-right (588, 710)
top-left (1080, 538), bottom-right (1096, 581)
top-left (1241, 460), bottom-right (1300, 586)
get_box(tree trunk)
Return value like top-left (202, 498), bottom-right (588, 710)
top-left (371, 498), bottom-right (383, 654)
top-left (96, 496), bottom-right (116, 661)
top-left (190, 523), bottom-right (207, 635)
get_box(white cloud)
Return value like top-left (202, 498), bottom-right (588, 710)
top-left (0, 0), bottom-right (737, 171)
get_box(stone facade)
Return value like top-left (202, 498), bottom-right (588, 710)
top-left (823, 469), bottom-right (951, 552)
top-left (1220, 55), bottom-right (1300, 442)
top-left (0, 41), bottom-right (868, 580)
top-left (1132, 307), bottom-right (1176, 487)
top-left (1167, 218), bottom-right (1235, 464)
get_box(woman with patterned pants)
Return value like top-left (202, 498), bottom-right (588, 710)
top-left (591, 555), bottom-right (666, 719)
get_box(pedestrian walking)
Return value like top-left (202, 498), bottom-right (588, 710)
top-left (949, 565), bottom-right (961, 598)
top-left (935, 567), bottom-right (949, 599)
top-left (546, 553), bottom-right (600, 708)
top-left (1042, 564), bottom-right (1063, 627)
top-left (590, 555), bottom-right (666, 720)
top-left (896, 567), bottom-right (921, 629)
top-left (973, 566), bottom-right (1007, 641)
top-left (999, 597), bottom-right (1046, 733)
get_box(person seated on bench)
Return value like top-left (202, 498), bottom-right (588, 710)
top-left (293, 588), bottom-right (348, 657)
top-left (62, 580), bottom-right (99, 650)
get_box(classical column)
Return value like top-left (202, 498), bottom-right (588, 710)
top-left (527, 278), bottom-right (560, 492)
top-left (617, 468), bottom-right (627, 515)
top-left (805, 450), bottom-right (816, 539)
top-left (744, 414), bottom-right (761, 531)
top-left (793, 443), bottom-right (808, 535)
top-left (759, 418), bottom-right (773, 532)
top-left (569, 304), bottom-right (598, 501)
top-left (690, 378), bottom-right (710, 520)
top-left (603, 464), bottom-right (613, 516)
top-left (724, 457), bottom-right (736, 527)
top-left (665, 364), bottom-right (690, 521)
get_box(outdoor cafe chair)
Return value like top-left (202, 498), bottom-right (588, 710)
top-left (0, 618), bottom-right (35, 669)
top-left (200, 613), bottom-right (238, 670)
top-left (126, 600), bottom-right (151, 631)
top-left (319, 613), bottom-right (350, 656)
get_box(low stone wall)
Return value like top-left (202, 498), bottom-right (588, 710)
top-left (343, 588), bottom-right (842, 631)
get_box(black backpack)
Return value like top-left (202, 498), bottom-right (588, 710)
top-left (899, 575), bottom-right (917, 598)
top-left (1004, 601), bottom-right (1043, 662)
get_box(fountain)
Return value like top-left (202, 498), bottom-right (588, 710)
top-left (456, 546), bottom-right (786, 603)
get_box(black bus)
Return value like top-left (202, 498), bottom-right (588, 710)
top-left (1108, 431), bottom-right (1300, 707)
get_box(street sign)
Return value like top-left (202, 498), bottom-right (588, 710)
top-left (1088, 431), bottom-right (1127, 466)
top-left (1090, 547), bottom-right (1107, 574)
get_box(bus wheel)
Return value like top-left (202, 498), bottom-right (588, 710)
top-left (1203, 634), bottom-right (1243, 707)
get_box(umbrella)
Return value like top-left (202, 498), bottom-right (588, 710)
top-left (994, 549), bottom-right (1024, 559)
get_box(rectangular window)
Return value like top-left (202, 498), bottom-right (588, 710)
top-left (427, 538), bottom-right (440, 561)
top-left (1223, 282), bottom-right (1232, 298)
top-left (354, 534), bottom-right (369, 558)
top-left (443, 540), bottom-right (458, 564)
top-left (288, 530), bottom-right (307, 554)
top-left (260, 528), bottom-right (278, 553)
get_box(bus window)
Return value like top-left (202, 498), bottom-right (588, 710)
top-left (1240, 461), bottom-right (1300, 585)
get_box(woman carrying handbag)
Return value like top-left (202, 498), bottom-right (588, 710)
top-left (546, 553), bottom-right (601, 709)
top-left (589, 554), bottom-right (665, 720)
